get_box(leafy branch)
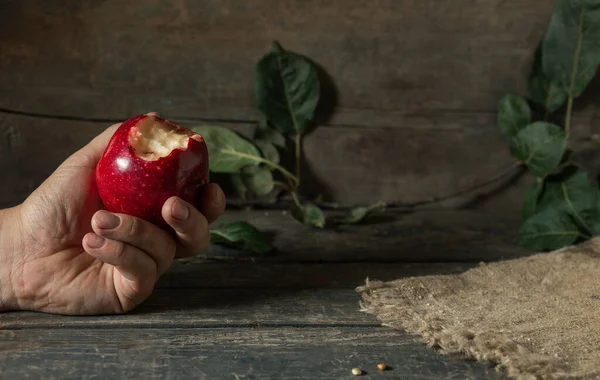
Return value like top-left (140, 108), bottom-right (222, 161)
top-left (497, 0), bottom-right (600, 251)
top-left (193, 42), bottom-right (385, 253)
top-left (201, 0), bottom-right (600, 255)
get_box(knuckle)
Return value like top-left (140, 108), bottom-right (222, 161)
top-left (126, 217), bottom-right (145, 239)
top-left (189, 232), bottom-right (209, 256)
top-left (112, 240), bottom-right (127, 262)
top-left (166, 239), bottom-right (177, 261)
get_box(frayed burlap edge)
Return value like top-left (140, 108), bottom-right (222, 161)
top-left (356, 278), bottom-right (579, 380)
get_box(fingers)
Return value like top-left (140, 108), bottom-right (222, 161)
top-left (198, 183), bottom-right (227, 224)
top-left (162, 197), bottom-right (210, 258)
top-left (82, 232), bottom-right (158, 311)
top-left (82, 232), bottom-right (157, 289)
top-left (160, 184), bottom-right (226, 258)
top-left (90, 210), bottom-right (177, 277)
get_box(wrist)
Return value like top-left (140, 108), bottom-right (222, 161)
top-left (0, 205), bottom-right (22, 311)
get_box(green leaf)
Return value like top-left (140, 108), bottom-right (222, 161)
top-left (497, 93), bottom-right (532, 138)
top-left (253, 120), bottom-right (286, 164)
top-left (290, 203), bottom-right (326, 228)
top-left (239, 166), bottom-right (275, 197)
top-left (541, 167), bottom-right (600, 235)
top-left (542, 0), bottom-right (600, 98)
top-left (341, 202), bottom-right (387, 225)
top-left (254, 120), bottom-right (286, 148)
top-left (254, 139), bottom-right (280, 164)
top-left (255, 41), bottom-right (320, 135)
top-left (516, 166), bottom-right (600, 252)
top-left (230, 173), bottom-right (248, 200)
top-left (210, 221), bottom-right (274, 255)
top-left (509, 122), bottom-right (567, 177)
top-left (522, 180), bottom-right (544, 221)
top-left (560, 170), bottom-right (600, 234)
top-left (526, 44), bottom-right (568, 113)
top-left (519, 207), bottom-right (585, 251)
top-left (191, 126), bottom-right (262, 173)
top-left (592, 197), bottom-right (600, 235)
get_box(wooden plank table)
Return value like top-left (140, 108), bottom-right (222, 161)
top-left (0, 209), bottom-right (524, 379)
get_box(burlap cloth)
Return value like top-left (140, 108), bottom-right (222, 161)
top-left (356, 238), bottom-right (600, 379)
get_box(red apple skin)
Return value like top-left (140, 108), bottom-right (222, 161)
top-left (96, 114), bottom-right (209, 229)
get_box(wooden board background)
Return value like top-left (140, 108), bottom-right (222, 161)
top-left (2, 0), bottom-right (600, 215)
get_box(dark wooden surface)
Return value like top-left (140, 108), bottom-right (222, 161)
top-left (0, 0), bottom-right (557, 120)
top-left (6, 0), bottom-right (600, 212)
top-left (0, 1), bottom-right (564, 378)
top-left (0, 328), bottom-right (508, 380)
top-left (0, 210), bottom-right (521, 379)
top-left (0, 328), bottom-right (506, 380)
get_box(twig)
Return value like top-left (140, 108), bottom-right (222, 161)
top-left (290, 190), bottom-right (302, 208)
top-left (387, 162), bottom-right (525, 211)
top-left (225, 162), bottom-right (525, 212)
top-left (564, 7), bottom-right (584, 138)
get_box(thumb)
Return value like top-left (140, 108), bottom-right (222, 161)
top-left (67, 123), bottom-right (122, 170)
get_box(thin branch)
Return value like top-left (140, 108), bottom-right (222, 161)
top-left (389, 162), bottom-right (525, 211)
top-left (290, 190), bottom-right (302, 208)
top-left (228, 151), bottom-right (299, 186)
top-left (226, 162), bottom-right (525, 212)
top-left (564, 7), bottom-right (585, 138)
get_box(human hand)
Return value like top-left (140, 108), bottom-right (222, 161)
top-left (0, 116), bottom-right (225, 315)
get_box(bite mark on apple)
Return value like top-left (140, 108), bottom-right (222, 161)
top-left (129, 116), bottom-right (191, 161)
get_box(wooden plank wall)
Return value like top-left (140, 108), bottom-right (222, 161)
top-left (2, 0), bottom-right (598, 215)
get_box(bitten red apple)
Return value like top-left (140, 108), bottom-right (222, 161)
top-left (96, 114), bottom-right (209, 229)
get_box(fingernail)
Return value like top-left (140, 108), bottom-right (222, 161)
top-left (172, 199), bottom-right (190, 221)
top-left (87, 234), bottom-right (105, 248)
top-left (96, 212), bottom-right (121, 230)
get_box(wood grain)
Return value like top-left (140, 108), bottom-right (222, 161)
top-left (0, 289), bottom-right (375, 329)
top-left (0, 0), bottom-right (555, 125)
top-left (158, 261), bottom-right (477, 289)
top-left (0, 327), bottom-right (508, 379)
top-left (0, 112), bottom-right (526, 210)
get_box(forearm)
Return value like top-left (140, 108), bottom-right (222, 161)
top-left (0, 206), bottom-right (19, 311)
